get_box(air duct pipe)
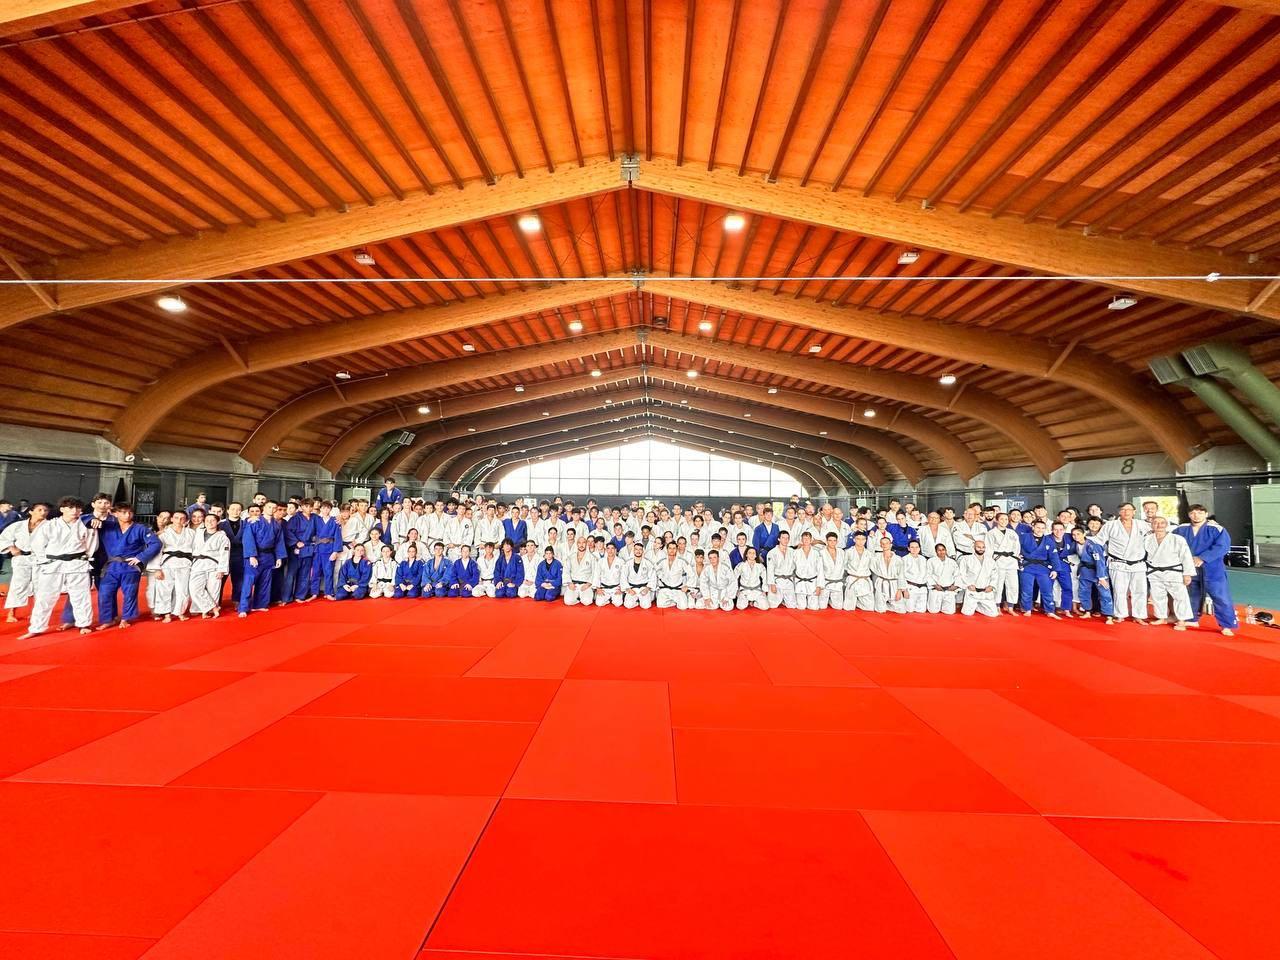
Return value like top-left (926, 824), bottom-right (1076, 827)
top-left (350, 430), bottom-right (416, 480)
top-left (1149, 355), bottom-right (1280, 465)
top-left (1181, 341), bottom-right (1280, 428)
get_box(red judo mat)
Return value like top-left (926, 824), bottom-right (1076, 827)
top-left (2, 597), bottom-right (1279, 959)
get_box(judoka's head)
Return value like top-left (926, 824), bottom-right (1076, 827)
top-left (933, 543), bottom-right (946, 559)
top-left (545, 547), bottom-right (556, 561)
top-left (1118, 503), bottom-right (1135, 520)
top-left (801, 532), bottom-right (813, 548)
top-left (1151, 516), bottom-right (1169, 536)
top-left (879, 536), bottom-right (893, 552)
top-left (384, 478), bottom-right (396, 489)
top-left (189, 508), bottom-right (205, 526)
top-left (853, 532), bottom-right (867, 548)
top-left (381, 545), bottom-right (393, 558)
top-left (777, 531), bottom-right (790, 549)
top-left (1189, 504), bottom-right (1208, 523)
top-left (353, 544), bottom-right (366, 559)
top-left (1086, 517), bottom-right (1103, 535)
top-left (906, 539), bottom-right (919, 555)
top-left (113, 503), bottom-right (134, 522)
top-left (974, 540), bottom-right (986, 556)
top-left (606, 543), bottom-right (617, 559)
top-left (1009, 509), bottom-right (1022, 525)
top-left (995, 512), bottom-right (1009, 529)
top-left (433, 542), bottom-right (444, 556)
top-left (483, 542), bottom-right (495, 556)
top-left (633, 544), bottom-right (645, 559)
top-left (1070, 528), bottom-right (1086, 545)
top-left (1032, 519), bottom-right (1047, 534)
top-left (407, 544), bottom-right (418, 558)
top-left (577, 539), bottom-right (589, 555)
top-left (1052, 521), bottom-right (1066, 538)
top-left (895, 511), bottom-right (908, 526)
top-left (666, 542), bottom-right (678, 558)
top-left (460, 544), bottom-right (471, 558)
top-left (826, 532), bottom-right (839, 549)
top-left (171, 511), bottom-right (187, 529)
top-left (744, 547), bottom-right (758, 563)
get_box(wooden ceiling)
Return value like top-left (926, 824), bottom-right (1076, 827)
top-left (2, 0), bottom-right (1278, 485)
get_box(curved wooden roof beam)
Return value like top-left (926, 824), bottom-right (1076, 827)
top-left (0, 1), bottom-right (144, 35)
top-left (112, 279), bottom-right (623, 454)
top-left (401, 387), bottom-right (892, 486)
top-left (646, 279), bottom-right (1203, 467)
top-left (0, 159), bottom-right (623, 328)
top-left (477, 427), bottom-right (841, 497)
top-left (238, 329), bottom-right (638, 468)
top-left (424, 403), bottom-right (882, 488)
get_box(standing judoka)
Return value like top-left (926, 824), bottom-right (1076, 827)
top-left (19, 497), bottom-right (98, 639)
top-left (926, 543), bottom-right (961, 614)
top-left (654, 542), bottom-right (691, 609)
top-left (752, 507), bottom-right (781, 560)
top-left (958, 540), bottom-right (1000, 617)
top-left (1017, 519), bottom-right (1061, 619)
top-left (1071, 526), bottom-right (1115, 623)
top-left (1, 501), bottom-right (46, 624)
top-left (218, 503), bottom-right (247, 606)
top-left (157, 511), bottom-right (197, 622)
top-left (871, 536), bottom-right (906, 613)
top-left (57, 492), bottom-right (114, 630)
top-left (985, 514), bottom-right (1021, 613)
top-left (283, 498), bottom-right (316, 603)
top-left (96, 503), bottom-right (160, 630)
top-left (1098, 504), bottom-right (1149, 624)
top-left (623, 543), bottom-right (656, 608)
top-left (189, 513), bottom-right (231, 618)
top-left (888, 512), bottom-right (919, 557)
top-left (1050, 520), bottom-right (1077, 616)
top-left (475, 505), bottom-right (503, 555)
top-left (766, 531), bottom-right (799, 610)
top-left (792, 532), bottom-right (823, 610)
top-left (1174, 505), bottom-right (1238, 637)
top-left (842, 531), bottom-right (875, 611)
top-left (817, 532), bottom-right (846, 610)
top-left (1144, 516), bottom-right (1198, 630)
top-left (901, 540), bottom-right (929, 613)
top-left (309, 501), bottom-right (341, 599)
top-left (564, 540), bottom-right (597, 606)
top-left (238, 503), bottom-right (286, 616)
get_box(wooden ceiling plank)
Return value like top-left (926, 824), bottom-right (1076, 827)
top-left (705, 0), bottom-right (742, 171)
top-left (736, 0), bottom-right (790, 177)
top-left (1144, 147), bottom-right (1280, 242)
top-left (444, 0), bottom-right (524, 178)
top-left (1198, 193), bottom-right (1280, 251)
top-left (541, 0), bottom-right (585, 167)
top-left (0, 245), bottom-right (55, 310)
top-left (586, 0), bottom-right (616, 161)
top-left (495, 0), bottom-right (555, 172)
top-left (765, 0), bottom-right (842, 184)
top-left (0, 0), bottom-right (143, 34)
top-left (614, 0), bottom-right (636, 156)
top-left (675, 0), bottom-right (697, 166)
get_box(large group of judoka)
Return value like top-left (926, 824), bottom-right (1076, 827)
top-left (0, 476), bottom-right (1240, 639)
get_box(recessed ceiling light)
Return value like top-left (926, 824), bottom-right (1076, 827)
top-left (897, 250), bottom-right (920, 265)
top-left (500, 440), bottom-right (509, 446)
top-left (724, 213), bottom-right (746, 232)
top-left (1109, 294), bottom-right (1138, 310)
top-left (568, 320), bottom-right (584, 332)
top-left (743, 413), bottom-right (752, 418)
top-left (157, 295), bottom-right (186, 313)
top-left (591, 369), bottom-right (602, 378)
top-left (939, 374), bottom-right (957, 386)
top-left (518, 213), bottom-right (541, 233)
top-left (819, 430), bottom-right (827, 436)
top-left (686, 369), bottom-right (698, 378)
top-left (561, 428), bottom-right (569, 433)
top-left (541, 411), bottom-right (550, 417)
top-left (808, 344), bottom-right (823, 353)
top-left (863, 408), bottom-right (876, 418)
top-left (604, 398), bottom-right (613, 404)
top-left (467, 427), bottom-right (476, 432)
top-left (271, 445), bottom-right (280, 453)
top-left (728, 430), bottom-right (735, 434)
top-left (417, 405), bottom-right (430, 414)
top-left (335, 370), bottom-right (352, 380)
top-left (680, 399), bottom-right (688, 404)
top-left (461, 343), bottom-right (476, 352)
top-left (514, 385), bottom-right (525, 393)
top-left (353, 248), bottom-right (375, 265)
top-left (767, 387), bottom-right (778, 394)
top-left (698, 320), bottom-right (713, 332)
top-left (789, 444), bottom-right (796, 448)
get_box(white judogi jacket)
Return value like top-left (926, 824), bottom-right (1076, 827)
top-left (655, 557), bottom-right (690, 591)
top-left (474, 517), bottom-right (503, 549)
top-left (927, 555), bottom-right (961, 589)
top-left (700, 562), bottom-right (736, 600)
top-left (819, 548), bottom-right (845, 588)
top-left (0, 517), bottom-right (41, 556)
top-left (870, 553), bottom-right (905, 593)
top-left (159, 527), bottom-right (197, 568)
top-left (566, 552), bottom-right (597, 588)
top-left (395, 538), bottom-right (425, 562)
top-left (916, 524), bottom-right (955, 558)
top-left (624, 558), bottom-right (657, 591)
top-left (476, 553), bottom-right (498, 585)
top-left (984, 526), bottom-right (1021, 564)
top-left (1143, 532), bottom-right (1194, 581)
top-left (445, 515), bottom-right (473, 549)
top-left (418, 512), bottom-right (447, 545)
top-left (370, 558), bottom-right (397, 590)
top-left (192, 527), bottom-right (230, 575)
top-left (902, 554), bottom-right (929, 589)
top-left (951, 520), bottom-right (987, 557)
top-left (343, 512), bottom-right (374, 548)
top-left (736, 560), bottom-right (766, 594)
top-left (844, 546), bottom-right (874, 582)
top-left (32, 517), bottom-right (97, 573)
top-left (1100, 518), bottom-right (1147, 565)
top-left (766, 547), bottom-right (796, 588)
top-left (792, 547), bottom-right (822, 589)
top-left (958, 553), bottom-right (998, 591)
top-left (390, 511), bottom-right (416, 544)
top-left (594, 555), bottom-right (625, 589)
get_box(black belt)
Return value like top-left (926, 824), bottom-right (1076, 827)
top-left (1080, 561), bottom-right (1097, 570)
top-left (107, 555), bottom-right (135, 563)
top-left (481, 577), bottom-right (494, 582)
top-left (1147, 564), bottom-right (1184, 573)
top-left (907, 580), bottom-right (927, 588)
top-left (1024, 559), bottom-right (1050, 567)
top-left (573, 580), bottom-right (590, 585)
top-left (1108, 554), bottom-right (1144, 564)
top-left (825, 578), bottom-right (843, 584)
top-left (165, 551), bottom-right (194, 560)
top-left (377, 578), bottom-right (392, 583)
top-left (795, 576), bottom-right (815, 582)
top-left (658, 583), bottom-right (683, 590)
top-left (48, 553), bottom-right (87, 561)
top-left (993, 551), bottom-right (1015, 558)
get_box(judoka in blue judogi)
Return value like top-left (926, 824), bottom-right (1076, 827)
top-left (238, 506), bottom-right (286, 615)
top-left (1175, 506), bottom-right (1239, 633)
top-left (97, 504), bottom-right (160, 628)
top-left (1018, 521), bottom-right (1061, 616)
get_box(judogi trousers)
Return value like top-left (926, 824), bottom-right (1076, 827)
top-left (768, 580), bottom-right (797, 609)
top-left (595, 588), bottom-right (624, 607)
top-left (99, 562), bottom-right (143, 623)
top-left (369, 579), bottom-right (394, 599)
top-left (904, 584), bottom-right (928, 614)
top-left (188, 561), bottom-right (223, 615)
top-left (736, 589), bottom-right (767, 611)
top-left (4, 554), bottom-right (36, 610)
top-left (927, 586), bottom-right (958, 614)
top-left (1019, 565), bottom-right (1057, 614)
top-left (993, 558), bottom-right (1019, 607)
top-left (474, 581), bottom-right (496, 598)
top-left (841, 577), bottom-right (873, 611)
top-left (1109, 559), bottom-right (1148, 620)
top-left (516, 582), bottom-right (536, 599)
top-left (817, 580), bottom-right (843, 610)
top-left (1148, 573), bottom-right (1193, 622)
top-left (961, 588), bottom-right (999, 617)
top-left (873, 579), bottom-right (904, 613)
top-left (30, 567), bottom-right (93, 633)
top-left (656, 586), bottom-right (688, 609)
top-left (793, 578), bottom-right (820, 610)
top-left (564, 583), bottom-right (593, 606)
top-left (1076, 577), bottom-right (1114, 616)
top-left (238, 559), bottom-right (275, 614)
top-left (623, 589), bottom-right (654, 609)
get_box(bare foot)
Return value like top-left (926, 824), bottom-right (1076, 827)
top-left (16, 631), bottom-right (38, 640)
top-left (1173, 623), bottom-right (1186, 631)
top-left (212, 610), bottom-right (221, 619)
top-left (1135, 619), bottom-right (1150, 627)
top-left (119, 620), bottom-right (131, 629)
top-left (237, 612), bottom-right (248, 618)
top-left (177, 615), bottom-right (188, 622)
top-left (1105, 617), bottom-right (1116, 625)
top-left (5, 614), bottom-right (16, 624)
top-left (56, 623), bottom-right (72, 632)
top-left (162, 615), bottom-right (172, 624)
top-left (79, 627), bottom-right (92, 635)
top-left (1047, 613), bottom-right (1062, 620)
top-left (95, 623), bottom-right (112, 632)
top-left (1078, 612), bottom-right (1092, 619)
top-left (1222, 628), bottom-right (1235, 637)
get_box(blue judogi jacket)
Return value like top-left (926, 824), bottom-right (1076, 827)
top-left (243, 517), bottom-right (286, 563)
top-left (1051, 535), bottom-right (1076, 574)
top-left (1074, 539), bottom-right (1109, 582)
top-left (338, 557), bottom-right (371, 589)
top-left (535, 558), bottom-right (564, 588)
top-left (452, 557), bottom-right (480, 591)
top-left (311, 515), bottom-right (341, 557)
top-left (502, 517), bottom-right (528, 544)
top-left (1174, 521), bottom-right (1231, 574)
top-left (373, 487), bottom-right (404, 513)
top-left (285, 512), bottom-right (316, 559)
top-left (79, 512), bottom-right (117, 568)
top-left (1018, 532), bottom-right (1059, 568)
top-left (421, 556), bottom-right (452, 590)
top-left (101, 522), bottom-right (160, 566)
top-left (219, 517), bottom-right (246, 564)
top-left (752, 522), bottom-right (781, 557)
top-left (888, 523), bottom-right (918, 556)
top-left (395, 559), bottom-right (423, 588)
top-left (494, 553), bottom-right (523, 587)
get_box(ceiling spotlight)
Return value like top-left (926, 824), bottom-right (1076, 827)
top-left (541, 411), bottom-right (550, 417)
top-left (743, 412), bottom-right (752, 418)
top-left (353, 248), bottom-right (375, 265)
top-left (807, 344), bottom-right (824, 354)
top-left (863, 408), bottom-right (876, 418)
top-left (462, 343), bottom-right (476, 352)
top-left (514, 385), bottom-right (525, 393)
top-left (561, 428), bottom-right (569, 433)
top-left (417, 405), bottom-right (431, 414)
top-left (604, 398), bottom-right (613, 404)
top-left (767, 387), bottom-right (778, 394)
top-left (568, 320), bottom-right (584, 333)
top-left (686, 369), bottom-right (699, 378)
top-left (271, 445), bottom-right (280, 452)
top-left (939, 374), bottom-right (957, 386)
top-left (335, 370), bottom-right (352, 380)
top-left (500, 441), bottom-right (509, 446)
top-left (467, 427), bottom-right (476, 432)
top-left (728, 430), bottom-right (735, 434)
top-left (124, 453), bottom-right (136, 463)
top-left (680, 399), bottom-right (688, 404)
top-left (789, 444), bottom-right (796, 448)
top-left (819, 430), bottom-right (827, 436)
top-left (591, 369), bottom-right (602, 378)
top-left (1109, 294), bottom-right (1138, 310)
top-left (517, 213), bottom-right (541, 233)
top-left (698, 320), bottom-right (713, 332)
top-left (156, 294), bottom-right (187, 313)
top-left (724, 213), bottom-right (746, 232)
top-left (1205, 272), bottom-right (1221, 283)
top-left (897, 250), bottom-right (921, 266)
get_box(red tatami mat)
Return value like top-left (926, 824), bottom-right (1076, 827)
top-left (2, 598), bottom-right (1277, 957)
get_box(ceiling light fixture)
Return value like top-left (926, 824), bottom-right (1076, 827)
top-left (541, 411), bottom-right (550, 417)
top-left (417, 405), bottom-right (430, 414)
top-left (808, 344), bottom-right (822, 353)
top-left (514, 385), bottom-right (525, 393)
top-left (686, 369), bottom-right (698, 378)
top-left (1109, 294), bottom-right (1138, 310)
top-left (353, 249), bottom-right (375, 266)
top-left (767, 387), bottom-right (778, 394)
top-left (863, 408), bottom-right (876, 418)
top-left (500, 441), bottom-right (509, 446)
top-left (517, 213), bottom-right (541, 233)
top-left (156, 294), bottom-right (186, 313)
top-left (568, 320), bottom-right (584, 333)
top-left (724, 213), bottom-right (746, 232)
top-left (897, 250), bottom-right (920, 265)
top-left (590, 369), bottom-right (602, 378)
top-left (467, 427), bottom-right (476, 432)
top-left (335, 370), bottom-right (352, 380)
top-left (461, 343), bottom-right (476, 352)
top-left (819, 430), bottom-right (827, 436)
top-left (939, 374), bottom-right (957, 386)
top-left (743, 413), bottom-right (752, 418)
top-left (698, 320), bottom-right (713, 332)
top-left (1206, 272), bottom-right (1221, 283)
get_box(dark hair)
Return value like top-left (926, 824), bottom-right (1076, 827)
top-left (58, 496), bottom-right (84, 510)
